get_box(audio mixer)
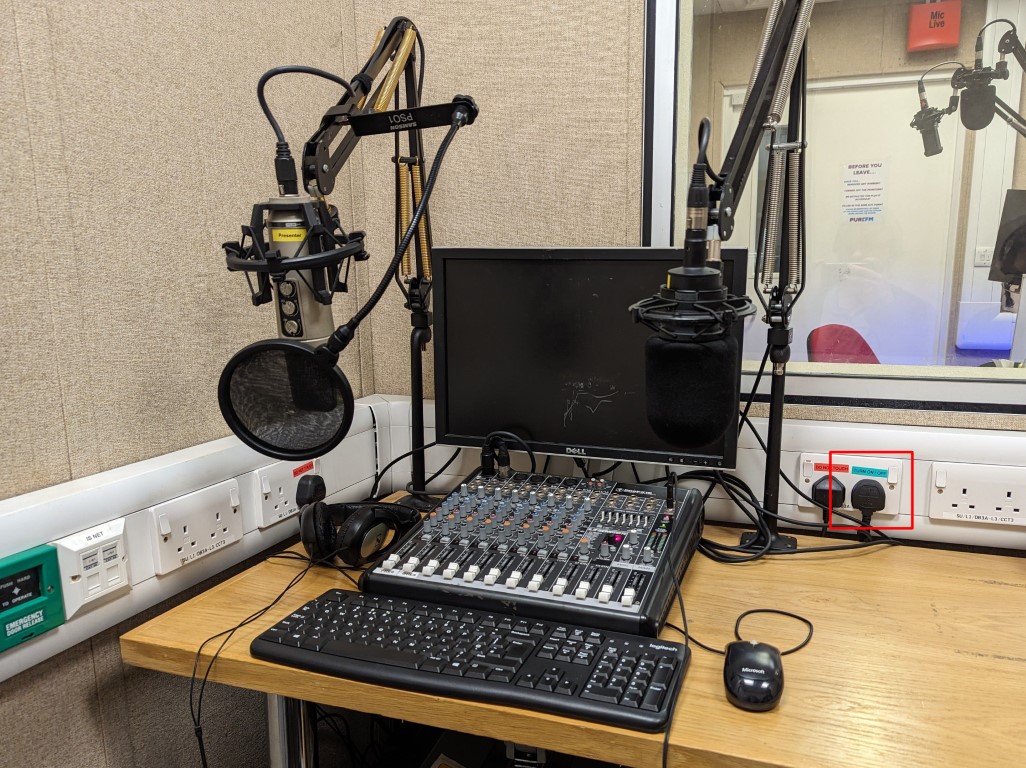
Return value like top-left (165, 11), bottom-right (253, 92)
top-left (360, 472), bottom-right (704, 636)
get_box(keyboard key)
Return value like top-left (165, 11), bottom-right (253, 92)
top-left (641, 684), bottom-right (667, 711)
top-left (581, 686), bottom-right (622, 704)
top-left (322, 640), bottom-right (419, 669)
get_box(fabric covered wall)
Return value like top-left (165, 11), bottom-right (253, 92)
top-left (0, 3), bottom-right (648, 767)
top-left (0, 0), bottom-right (368, 502)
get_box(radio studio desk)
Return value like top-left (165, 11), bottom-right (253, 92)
top-left (120, 519), bottom-right (1026, 768)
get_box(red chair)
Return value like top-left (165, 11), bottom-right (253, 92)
top-left (807, 324), bottom-right (879, 364)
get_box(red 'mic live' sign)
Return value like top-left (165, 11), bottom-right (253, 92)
top-left (908, 1), bottom-right (961, 52)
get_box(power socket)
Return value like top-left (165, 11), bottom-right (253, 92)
top-left (796, 453), bottom-right (904, 518)
top-left (928, 462), bottom-right (1026, 527)
top-left (249, 459), bottom-right (320, 529)
top-left (147, 480), bottom-right (243, 575)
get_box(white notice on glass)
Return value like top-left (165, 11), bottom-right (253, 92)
top-left (841, 161), bottom-right (885, 223)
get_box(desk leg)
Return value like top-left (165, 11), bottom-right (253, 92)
top-left (267, 694), bottom-right (316, 768)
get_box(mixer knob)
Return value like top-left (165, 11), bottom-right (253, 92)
top-left (477, 485), bottom-right (486, 499)
top-left (563, 498), bottom-right (573, 509)
top-left (381, 554), bottom-right (400, 572)
top-left (575, 581), bottom-right (591, 600)
top-left (511, 490), bottom-right (520, 503)
top-left (402, 556), bottom-right (421, 574)
top-left (620, 545), bottom-right (632, 561)
top-left (621, 587), bottom-right (637, 607)
top-left (598, 584), bottom-right (613, 604)
top-left (547, 493), bottom-right (556, 508)
top-left (528, 574), bottom-right (543, 592)
top-left (629, 530), bottom-right (639, 546)
top-left (643, 547), bottom-right (654, 564)
top-left (422, 559), bottom-right (440, 576)
top-left (582, 498), bottom-right (592, 512)
top-left (552, 577), bottom-right (569, 596)
top-left (599, 541), bottom-right (611, 559)
top-left (460, 483), bottom-right (469, 497)
top-left (484, 567), bottom-right (501, 585)
top-left (529, 491), bottom-right (538, 505)
top-left (463, 565), bottom-right (481, 582)
top-left (505, 570), bottom-right (523, 589)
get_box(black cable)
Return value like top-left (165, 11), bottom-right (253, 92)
top-left (485, 431), bottom-right (537, 473)
top-left (737, 413), bottom-right (896, 539)
top-left (573, 457), bottom-right (591, 478)
top-left (631, 462), bottom-right (642, 483)
top-left (189, 559), bottom-right (314, 766)
top-left (542, 455), bottom-right (552, 475)
top-left (738, 345), bottom-right (770, 434)
top-left (405, 447), bottom-right (463, 497)
top-left (661, 576), bottom-right (689, 768)
top-left (666, 608), bottom-right (814, 656)
top-left (592, 461), bottom-right (622, 478)
top-left (348, 121), bottom-right (464, 329)
top-left (368, 441), bottom-right (437, 499)
top-left (257, 66), bottom-right (355, 144)
top-left (735, 609), bottom-right (813, 654)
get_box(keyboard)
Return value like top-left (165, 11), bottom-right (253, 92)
top-left (251, 590), bottom-right (690, 732)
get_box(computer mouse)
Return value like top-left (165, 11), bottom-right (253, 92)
top-left (723, 640), bottom-right (784, 711)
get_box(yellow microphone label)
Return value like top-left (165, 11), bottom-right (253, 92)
top-left (271, 228), bottom-right (307, 243)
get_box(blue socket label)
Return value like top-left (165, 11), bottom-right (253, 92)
top-left (852, 466), bottom-right (888, 478)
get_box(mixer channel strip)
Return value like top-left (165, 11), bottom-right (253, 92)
top-left (360, 472), bottom-right (704, 635)
top-left (251, 590), bottom-right (690, 732)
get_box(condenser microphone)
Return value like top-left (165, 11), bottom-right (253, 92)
top-left (911, 81), bottom-right (945, 157)
top-left (960, 83), bottom-right (997, 130)
top-left (630, 163), bottom-right (755, 449)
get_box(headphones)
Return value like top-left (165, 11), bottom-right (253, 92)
top-left (296, 475), bottom-right (421, 567)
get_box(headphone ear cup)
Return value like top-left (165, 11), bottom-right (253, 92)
top-left (299, 502), bottom-right (339, 562)
top-left (335, 509), bottom-right (386, 567)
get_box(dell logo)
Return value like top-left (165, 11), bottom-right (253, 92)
top-left (565, 447), bottom-right (586, 456)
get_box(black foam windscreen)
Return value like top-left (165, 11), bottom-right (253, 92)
top-left (960, 84), bottom-right (997, 131)
top-left (644, 334), bottom-right (738, 449)
top-left (219, 341), bottom-right (354, 459)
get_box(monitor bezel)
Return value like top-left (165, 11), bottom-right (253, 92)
top-left (432, 247), bottom-right (748, 469)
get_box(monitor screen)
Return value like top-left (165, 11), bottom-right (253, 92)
top-left (432, 247), bottom-right (747, 468)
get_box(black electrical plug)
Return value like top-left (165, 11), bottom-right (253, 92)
top-left (851, 479), bottom-right (887, 541)
top-left (296, 474), bottom-right (327, 507)
top-left (811, 476), bottom-right (846, 529)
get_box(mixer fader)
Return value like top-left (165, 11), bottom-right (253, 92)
top-left (360, 472), bottom-right (704, 635)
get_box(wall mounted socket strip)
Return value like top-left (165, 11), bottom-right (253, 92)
top-left (147, 479), bottom-right (243, 575)
top-left (52, 519), bottom-right (129, 619)
top-left (250, 459), bottom-right (320, 530)
top-left (928, 462), bottom-right (1026, 527)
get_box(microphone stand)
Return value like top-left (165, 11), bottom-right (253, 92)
top-left (710, 0), bottom-right (815, 552)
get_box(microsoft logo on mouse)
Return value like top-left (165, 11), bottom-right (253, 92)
top-left (741, 667), bottom-right (766, 674)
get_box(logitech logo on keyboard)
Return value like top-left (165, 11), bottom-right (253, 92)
top-left (647, 643), bottom-right (678, 653)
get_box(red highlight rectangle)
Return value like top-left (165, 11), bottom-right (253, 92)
top-left (828, 450), bottom-right (915, 531)
top-left (293, 461), bottom-right (315, 478)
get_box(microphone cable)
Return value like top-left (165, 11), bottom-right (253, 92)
top-left (256, 66), bottom-right (356, 144)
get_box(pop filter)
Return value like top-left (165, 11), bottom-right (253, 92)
top-left (218, 339), bottom-right (354, 460)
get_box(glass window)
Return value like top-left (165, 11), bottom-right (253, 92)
top-left (678, 0), bottom-right (1026, 409)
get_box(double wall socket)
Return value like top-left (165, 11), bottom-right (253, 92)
top-left (147, 479), bottom-right (243, 575)
top-left (250, 459), bottom-right (320, 529)
top-left (928, 462), bottom-right (1026, 527)
top-left (796, 453), bottom-right (904, 519)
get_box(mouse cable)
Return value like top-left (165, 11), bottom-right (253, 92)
top-left (661, 575), bottom-right (691, 768)
top-left (189, 550), bottom-right (363, 766)
top-left (665, 608), bottom-right (814, 657)
top-left (735, 609), bottom-right (813, 654)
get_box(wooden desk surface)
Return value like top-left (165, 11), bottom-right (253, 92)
top-left (120, 527), bottom-right (1026, 768)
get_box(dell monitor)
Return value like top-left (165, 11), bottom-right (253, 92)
top-left (432, 247), bottom-right (748, 468)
